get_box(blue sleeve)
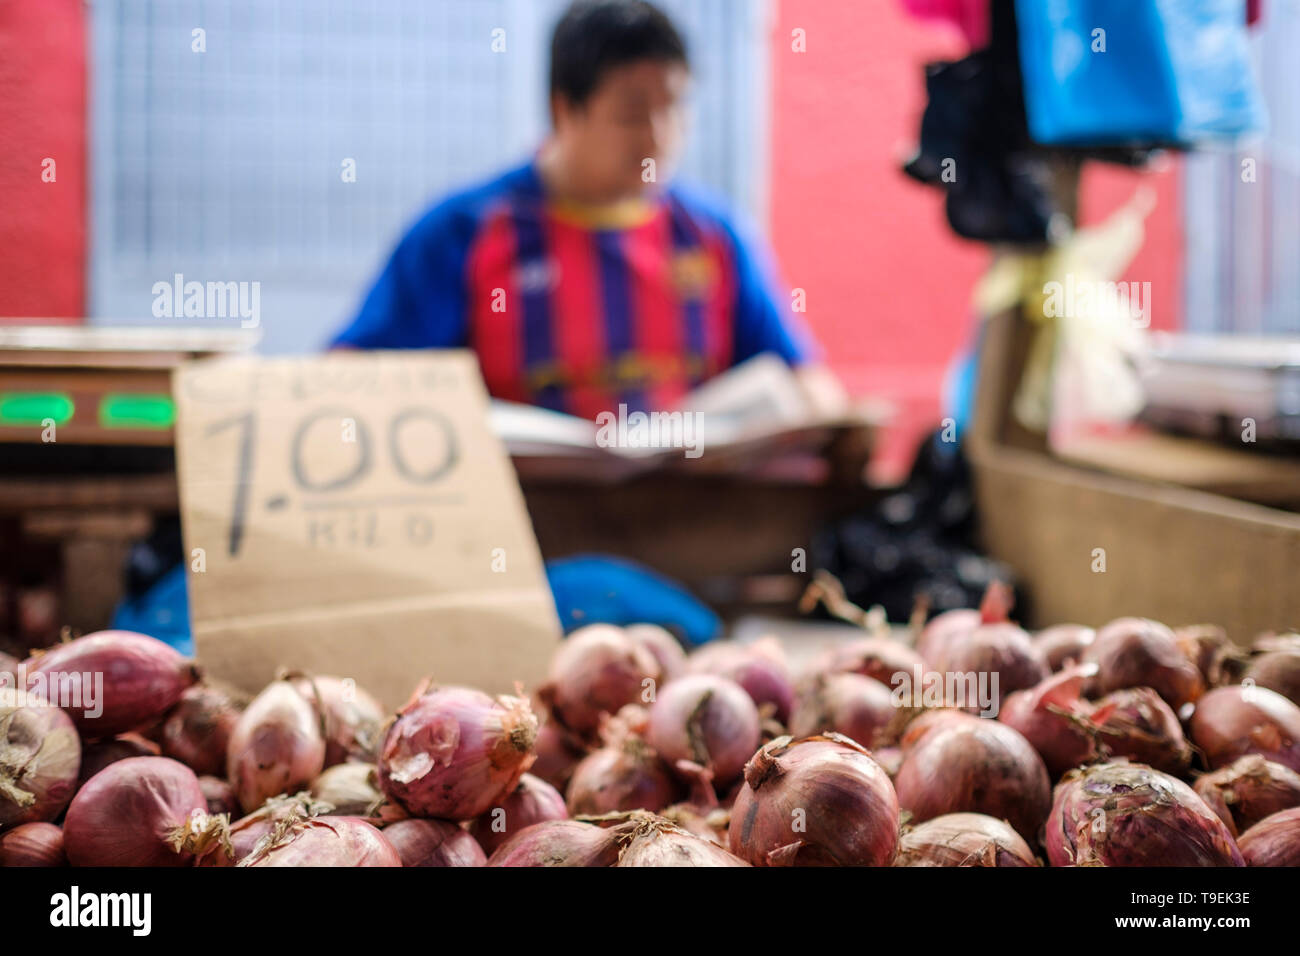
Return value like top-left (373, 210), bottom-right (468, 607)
top-left (722, 212), bottom-right (823, 367)
top-left (329, 201), bottom-right (474, 350)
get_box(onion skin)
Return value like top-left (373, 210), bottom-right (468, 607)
top-left (486, 819), bottom-right (623, 867)
top-left (0, 699), bottom-right (81, 828)
top-left (617, 816), bottom-right (750, 866)
top-left (1175, 625), bottom-right (1235, 688)
top-left (309, 762), bottom-right (384, 816)
top-left (1189, 685), bottom-right (1300, 772)
top-left (77, 733), bottom-right (159, 788)
top-left (541, 625), bottom-right (661, 739)
top-left (23, 631), bottom-right (199, 737)
top-left (815, 637), bottom-right (926, 691)
top-left (199, 776), bottom-right (240, 817)
top-left (1034, 625), bottom-right (1095, 672)
top-left (1046, 761), bottom-right (1244, 867)
top-left (0, 822), bottom-right (67, 866)
top-left (728, 733), bottom-right (899, 867)
top-left (63, 756), bottom-right (229, 867)
top-left (204, 792), bottom-right (331, 866)
top-left (788, 672), bottom-right (895, 749)
top-left (1083, 618), bottom-right (1205, 710)
top-left (894, 719), bottom-right (1051, 844)
top-left (469, 773), bottom-right (568, 855)
top-left (1244, 651), bottom-right (1300, 707)
top-left (565, 740), bottom-right (678, 816)
top-left (625, 625), bottom-right (687, 683)
top-left (1193, 756), bottom-right (1300, 837)
top-left (378, 685), bottom-right (538, 821)
top-left (894, 813), bottom-right (1037, 867)
top-left (688, 639), bottom-right (795, 723)
top-left (289, 675), bottom-right (384, 767)
top-left (1237, 807), bottom-right (1300, 866)
top-left (899, 708), bottom-right (978, 751)
top-left (646, 674), bottom-right (760, 790)
top-left (160, 684), bottom-right (241, 777)
top-left (242, 816), bottom-right (400, 867)
top-left (1092, 687), bottom-right (1191, 776)
top-left (997, 667), bottom-right (1097, 779)
top-left (226, 679), bottom-right (327, 813)
top-left (384, 818), bottom-right (487, 867)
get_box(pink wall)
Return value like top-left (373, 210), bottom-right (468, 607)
top-left (767, 0), bottom-right (1183, 480)
top-left (0, 0), bottom-right (87, 321)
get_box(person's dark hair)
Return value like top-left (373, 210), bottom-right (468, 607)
top-left (549, 1), bottom-right (688, 106)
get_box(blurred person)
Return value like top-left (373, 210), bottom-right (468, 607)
top-left (331, 0), bottom-right (844, 419)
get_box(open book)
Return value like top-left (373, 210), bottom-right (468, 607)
top-left (490, 355), bottom-right (886, 482)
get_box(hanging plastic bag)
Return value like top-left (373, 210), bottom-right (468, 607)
top-left (1015, 0), bottom-right (1266, 146)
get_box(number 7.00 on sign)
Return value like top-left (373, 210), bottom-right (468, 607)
top-left (172, 351), bottom-right (560, 709)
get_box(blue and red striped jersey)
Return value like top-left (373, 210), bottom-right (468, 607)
top-left (331, 159), bottom-right (819, 419)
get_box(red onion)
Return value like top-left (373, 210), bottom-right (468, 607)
top-left (1244, 651), bottom-right (1300, 707)
top-left (23, 630), bottom-right (199, 737)
top-left (646, 674), bottom-right (760, 790)
top-left (63, 756), bottom-right (230, 866)
top-left (1046, 761), bottom-right (1243, 867)
top-left (916, 608), bottom-right (980, 669)
top-left (625, 624), bottom-right (687, 682)
top-left (468, 773), bottom-right (568, 855)
top-left (0, 698), bottom-right (80, 827)
top-left (899, 708), bottom-right (979, 750)
top-left (226, 679), bottom-right (327, 813)
top-left (0, 650), bottom-right (18, 679)
top-left (616, 815), bottom-right (750, 866)
top-left (77, 733), bottom-right (159, 788)
top-left (894, 719), bottom-right (1050, 844)
top-left (0, 822), bottom-right (67, 866)
top-left (199, 775), bottom-right (240, 817)
top-left (160, 684), bottom-right (241, 776)
top-left (872, 746), bottom-right (903, 778)
top-left (1236, 807), bottom-right (1300, 866)
top-left (788, 672), bottom-right (895, 749)
top-left (540, 625), bottom-right (661, 739)
top-left (290, 674), bottom-right (385, 767)
top-left (1092, 686), bottom-right (1191, 775)
top-left (1175, 624), bottom-right (1236, 687)
top-left (1193, 755), bottom-right (1300, 837)
top-left (1083, 618), bottom-right (1205, 710)
top-left (383, 818), bottom-right (486, 867)
top-left (242, 816), bottom-right (400, 867)
top-left (997, 666), bottom-right (1098, 778)
top-left (688, 638), bottom-right (795, 722)
top-left (1189, 685), bottom-right (1300, 772)
top-left (936, 621), bottom-right (1048, 713)
top-left (565, 738), bottom-right (679, 816)
top-left (309, 761), bottom-right (384, 816)
top-left (814, 636), bottom-right (926, 691)
top-left (530, 719), bottom-right (587, 791)
top-left (728, 733), bottom-right (899, 866)
top-left (894, 812), bottom-right (1037, 867)
top-left (378, 685), bottom-right (537, 820)
top-left (487, 819), bottom-right (624, 867)
top-left (1034, 624), bottom-right (1095, 672)
top-left (916, 580), bottom-right (1013, 667)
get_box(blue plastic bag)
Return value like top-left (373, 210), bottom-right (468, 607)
top-left (1015, 0), bottom-right (1265, 145)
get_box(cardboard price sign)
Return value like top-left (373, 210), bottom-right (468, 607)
top-left (173, 350), bottom-right (561, 708)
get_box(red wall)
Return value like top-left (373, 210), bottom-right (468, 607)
top-left (767, 0), bottom-right (1183, 481)
top-left (0, 0), bottom-right (87, 321)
